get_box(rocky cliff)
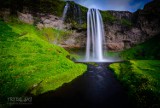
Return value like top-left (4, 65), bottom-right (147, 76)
top-left (64, 0), bottom-right (160, 51)
top-left (1, 0), bottom-right (159, 51)
top-left (105, 0), bottom-right (160, 51)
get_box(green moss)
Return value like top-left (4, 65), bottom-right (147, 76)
top-left (109, 63), bottom-right (121, 77)
top-left (109, 60), bottom-right (160, 108)
top-left (79, 5), bottom-right (87, 22)
top-left (120, 19), bottom-right (132, 27)
top-left (101, 11), bottom-right (116, 23)
top-left (0, 20), bottom-right (87, 104)
top-left (105, 51), bottom-right (121, 58)
top-left (26, 0), bottom-right (65, 16)
top-left (71, 20), bottom-right (87, 30)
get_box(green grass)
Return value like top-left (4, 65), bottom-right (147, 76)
top-left (105, 51), bottom-right (121, 58)
top-left (109, 60), bottom-right (160, 108)
top-left (0, 20), bottom-right (87, 104)
top-left (101, 11), bottom-right (116, 23)
top-left (39, 27), bottom-right (72, 44)
top-left (109, 35), bottom-right (160, 107)
top-left (120, 19), bottom-right (132, 27)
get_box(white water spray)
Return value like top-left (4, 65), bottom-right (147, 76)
top-left (85, 8), bottom-right (106, 62)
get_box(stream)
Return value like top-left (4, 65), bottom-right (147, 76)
top-left (13, 63), bottom-right (133, 108)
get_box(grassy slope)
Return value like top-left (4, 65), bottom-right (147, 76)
top-left (39, 27), bottom-right (72, 44)
top-left (0, 20), bottom-right (87, 103)
top-left (109, 35), bottom-right (160, 107)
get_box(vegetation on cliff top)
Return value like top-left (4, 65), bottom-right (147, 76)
top-left (0, 0), bottom-right (65, 16)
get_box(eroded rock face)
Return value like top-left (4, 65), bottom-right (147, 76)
top-left (37, 14), bottom-right (70, 30)
top-left (108, 11), bottom-right (133, 20)
top-left (107, 42), bottom-right (124, 51)
top-left (17, 12), bottom-right (71, 30)
top-left (18, 12), bottom-right (34, 24)
top-left (60, 30), bottom-right (86, 48)
top-left (16, 11), bottom-right (85, 48)
top-left (105, 23), bottom-right (146, 50)
top-left (14, 0), bottom-right (160, 51)
top-left (133, 2), bottom-right (160, 37)
top-left (104, 0), bottom-right (160, 51)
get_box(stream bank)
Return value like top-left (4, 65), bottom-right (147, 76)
top-left (12, 63), bottom-right (133, 108)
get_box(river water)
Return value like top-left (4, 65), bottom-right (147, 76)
top-left (13, 63), bottom-right (133, 108)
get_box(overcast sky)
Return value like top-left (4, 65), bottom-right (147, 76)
top-left (71, 0), bottom-right (152, 12)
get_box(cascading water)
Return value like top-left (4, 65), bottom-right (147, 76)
top-left (85, 8), bottom-right (106, 62)
top-left (62, 1), bottom-right (82, 24)
top-left (62, 2), bottom-right (70, 21)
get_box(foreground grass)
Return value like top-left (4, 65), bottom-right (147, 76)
top-left (109, 60), bottom-right (160, 108)
top-left (0, 20), bottom-right (87, 104)
top-left (109, 35), bottom-right (160, 108)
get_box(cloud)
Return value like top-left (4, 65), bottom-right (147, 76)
top-left (73, 0), bottom-right (152, 12)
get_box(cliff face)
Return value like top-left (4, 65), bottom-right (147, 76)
top-left (134, 0), bottom-right (160, 37)
top-left (108, 11), bottom-right (133, 20)
top-left (68, 0), bottom-right (160, 51)
top-left (104, 0), bottom-right (160, 51)
top-left (1, 0), bottom-right (159, 51)
top-left (104, 11), bottom-right (143, 51)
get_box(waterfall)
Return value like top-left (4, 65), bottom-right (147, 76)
top-left (62, 2), bottom-right (70, 21)
top-left (86, 8), bottom-right (106, 61)
top-left (62, 1), bottom-right (82, 24)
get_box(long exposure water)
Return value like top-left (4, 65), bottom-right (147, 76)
top-left (12, 63), bottom-right (133, 108)
top-left (86, 8), bottom-right (106, 62)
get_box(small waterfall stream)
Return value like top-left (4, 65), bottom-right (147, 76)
top-left (62, 1), bottom-right (82, 24)
top-left (62, 2), bottom-right (70, 21)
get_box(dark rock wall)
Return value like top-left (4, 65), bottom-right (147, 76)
top-left (104, 0), bottom-right (160, 51)
top-left (1, 0), bottom-right (159, 51)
